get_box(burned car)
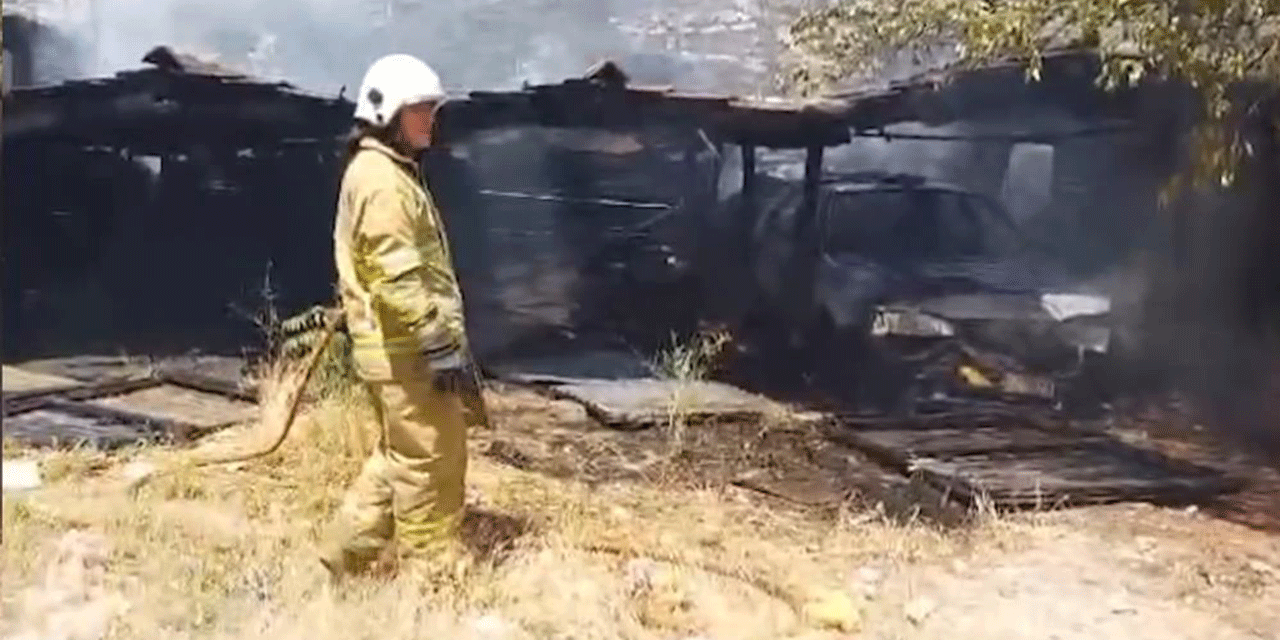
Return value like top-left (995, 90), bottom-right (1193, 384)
top-left (740, 172), bottom-right (1115, 413)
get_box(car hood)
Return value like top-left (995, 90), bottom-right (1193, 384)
top-left (819, 251), bottom-right (1111, 322)
top-left (910, 252), bottom-right (1079, 292)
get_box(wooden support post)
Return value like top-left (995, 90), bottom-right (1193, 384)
top-left (683, 140), bottom-right (701, 203)
top-left (710, 139), bottom-right (725, 202)
top-left (741, 144), bottom-right (757, 203)
top-left (800, 144), bottom-right (824, 233)
top-left (790, 144), bottom-right (826, 324)
top-left (738, 143), bottom-right (758, 261)
top-left (684, 137), bottom-right (710, 294)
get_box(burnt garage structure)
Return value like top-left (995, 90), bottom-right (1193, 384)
top-left (2, 47), bottom-right (1163, 378)
top-left (9, 47), bottom-right (1257, 515)
top-left (3, 46), bottom-right (351, 359)
top-left (402, 51), bottom-right (1170, 393)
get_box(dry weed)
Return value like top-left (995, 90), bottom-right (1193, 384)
top-left (1, 373), bottom-right (976, 640)
top-left (648, 327), bottom-right (733, 454)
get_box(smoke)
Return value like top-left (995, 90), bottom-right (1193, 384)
top-left (10, 0), bottom-right (791, 95)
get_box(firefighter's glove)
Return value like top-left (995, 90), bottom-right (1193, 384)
top-left (428, 350), bottom-right (471, 395)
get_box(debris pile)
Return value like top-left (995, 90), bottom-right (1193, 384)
top-left (826, 411), bottom-right (1238, 508)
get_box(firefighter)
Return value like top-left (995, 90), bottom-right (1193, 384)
top-left (319, 53), bottom-right (475, 581)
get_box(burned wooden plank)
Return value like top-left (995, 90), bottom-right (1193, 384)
top-left (829, 408), bottom-right (1061, 431)
top-left (4, 368), bottom-right (256, 412)
top-left (91, 385), bottom-right (257, 430)
top-left (826, 426), bottom-right (916, 471)
top-left (3, 399), bottom-right (196, 450)
top-left (911, 443), bottom-right (1239, 508)
top-left (834, 424), bottom-right (1111, 460)
top-left (2, 365), bottom-right (254, 444)
top-left (1, 365), bottom-right (79, 393)
top-left (4, 409), bottom-right (154, 450)
top-left (731, 469), bottom-right (849, 507)
top-left (44, 399), bottom-right (193, 432)
top-left (2, 376), bottom-right (165, 416)
top-left (825, 409), bottom-right (1239, 510)
top-left (543, 378), bottom-right (774, 430)
top-left (823, 410), bottom-right (1069, 470)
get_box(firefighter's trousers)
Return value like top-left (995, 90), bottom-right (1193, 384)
top-left (319, 373), bottom-right (468, 576)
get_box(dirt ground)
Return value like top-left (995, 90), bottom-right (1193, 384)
top-left (3, 383), bottom-right (1279, 640)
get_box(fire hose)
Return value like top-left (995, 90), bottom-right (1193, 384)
top-left (129, 304), bottom-right (496, 476)
top-left (121, 311), bottom-right (817, 631)
top-left (128, 308), bottom-right (346, 481)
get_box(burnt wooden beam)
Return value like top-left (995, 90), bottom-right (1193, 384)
top-left (158, 369), bottom-right (258, 403)
top-left (777, 143), bottom-right (826, 323)
top-left (850, 123), bottom-right (1136, 143)
top-left (439, 81), bottom-right (857, 149)
top-left (3, 69), bottom-right (351, 145)
top-left (3, 369), bottom-right (257, 418)
top-left (12, 399), bottom-right (200, 447)
top-left (5, 48), bottom-right (1153, 151)
top-left (2, 376), bottom-right (164, 416)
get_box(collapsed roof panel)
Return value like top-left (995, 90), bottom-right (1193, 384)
top-left (438, 61), bottom-right (856, 148)
top-left (140, 45), bottom-right (252, 79)
top-left (2, 46), bottom-right (353, 152)
top-left (439, 50), bottom-right (1142, 148)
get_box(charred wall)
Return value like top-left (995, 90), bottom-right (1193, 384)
top-left (2, 139), bottom-right (343, 361)
top-left (3, 54), bottom-right (356, 362)
top-left (427, 125), bottom-right (720, 364)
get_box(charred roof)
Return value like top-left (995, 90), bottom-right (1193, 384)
top-left (437, 60), bottom-right (856, 148)
top-left (2, 45), bottom-right (1142, 153)
top-left (438, 49), bottom-right (1142, 148)
top-left (2, 46), bottom-right (353, 152)
top-left (139, 46), bottom-right (255, 80)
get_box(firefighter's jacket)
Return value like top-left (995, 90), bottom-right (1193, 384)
top-left (334, 137), bottom-right (466, 382)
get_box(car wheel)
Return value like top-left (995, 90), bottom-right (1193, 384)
top-left (1059, 350), bottom-right (1112, 418)
top-left (808, 313), bottom-right (881, 407)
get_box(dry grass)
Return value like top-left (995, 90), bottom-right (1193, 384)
top-left (1, 367), bottom-right (982, 640)
top-left (4, 344), bottom-right (1277, 639)
top-left (647, 326), bottom-right (734, 454)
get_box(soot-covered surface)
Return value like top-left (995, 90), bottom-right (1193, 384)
top-left (2, 50), bottom-right (350, 362)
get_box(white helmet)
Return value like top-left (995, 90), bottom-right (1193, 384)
top-left (353, 54), bottom-right (446, 127)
